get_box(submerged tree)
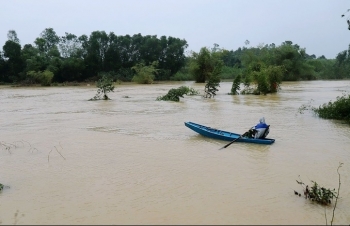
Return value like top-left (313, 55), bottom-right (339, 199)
top-left (89, 74), bottom-right (114, 100)
top-left (204, 62), bottom-right (222, 98)
top-left (229, 74), bottom-right (241, 95)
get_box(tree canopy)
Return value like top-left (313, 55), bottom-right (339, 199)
top-left (0, 28), bottom-right (349, 86)
top-left (0, 28), bottom-right (188, 84)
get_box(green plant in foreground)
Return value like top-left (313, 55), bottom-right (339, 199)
top-left (89, 75), bottom-right (115, 100)
top-left (296, 177), bottom-right (337, 205)
top-left (308, 181), bottom-right (336, 205)
top-left (295, 163), bottom-right (343, 225)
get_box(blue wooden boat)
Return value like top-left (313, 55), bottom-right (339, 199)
top-left (184, 121), bottom-right (275, 145)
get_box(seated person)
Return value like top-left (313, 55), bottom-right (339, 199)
top-left (242, 117), bottom-right (270, 139)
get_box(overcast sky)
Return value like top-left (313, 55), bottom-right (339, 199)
top-left (1, 0), bottom-right (349, 59)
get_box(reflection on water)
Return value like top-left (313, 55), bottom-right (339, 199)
top-left (0, 81), bottom-right (350, 224)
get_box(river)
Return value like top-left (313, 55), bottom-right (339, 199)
top-left (0, 80), bottom-right (349, 224)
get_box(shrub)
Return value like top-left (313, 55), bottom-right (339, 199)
top-left (132, 61), bottom-right (158, 84)
top-left (313, 93), bottom-right (350, 122)
top-left (26, 70), bottom-right (54, 86)
top-left (156, 86), bottom-right (199, 102)
top-left (170, 71), bottom-right (193, 81)
top-left (89, 74), bottom-right (115, 100)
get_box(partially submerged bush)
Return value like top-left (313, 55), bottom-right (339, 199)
top-left (295, 179), bottom-right (337, 205)
top-left (89, 74), bottom-right (115, 100)
top-left (298, 93), bottom-right (350, 123)
top-left (308, 181), bottom-right (336, 205)
top-left (313, 93), bottom-right (350, 122)
top-left (156, 86), bottom-right (199, 102)
top-left (295, 163), bottom-right (342, 207)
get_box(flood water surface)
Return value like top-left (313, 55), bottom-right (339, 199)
top-left (0, 81), bottom-right (350, 224)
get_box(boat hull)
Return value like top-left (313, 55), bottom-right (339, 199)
top-left (184, 121), bottom-right (275, 145)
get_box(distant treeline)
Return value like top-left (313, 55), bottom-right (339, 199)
top-left (0, 28), bottom-right (349, 85)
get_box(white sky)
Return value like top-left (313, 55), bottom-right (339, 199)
top-left (1, 0), bottom-right (349, 59)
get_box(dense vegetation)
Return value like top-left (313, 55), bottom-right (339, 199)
top-left (313, 93), bottom-right (350, 123)
top-left (0, 29), bottom-right (188, 84)
top-left (1, 28), bottom-right (350, 87)
top-left (298, 92), bottom-right (350, 124)
top-left (188, 45), bottom-right (223, 97)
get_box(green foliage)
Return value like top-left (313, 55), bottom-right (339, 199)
top-left (0, 183), bottom-right (3, 191)
top-left (204, 61), bottom-right (222, 98)
top-left (90, 74), bottom-right (115, 100)
top-left (188, 46), bottom-right (223, 98)
top-left (189, 47), bottom-right (212, 83)
top-left (307, 58), bottom-right (336, 79)
top-left (295, 162), bottom-right (344, 221)
top-left (115, 68), bottom-right (134, 82)
top-left (308, 181), bottom-right (336, 205)
top-left (265, 65), bottom-right (284, 93)
top-left (35, 28), bottom-right (60, 55)
top-left (132, 61), bottom-right (158, 84)
top-left (333, 46), bottom-right (350, 79)
top-left (204, 74), bottom-right (220, 98)
top-left (156, 86), bottom-right (199, 102)
top-left (239, 41), bottom-right (331, 82)
top-left (313, 93), bottom-right (350, 122)
top-left (230, 74), bottom-right (241, 95)
top-left (220, 65), bottom-right (242, 79)
top-left (296, 178), bottom-right (337, 206)
top-left (170, 71), bottom-right (193, 81)
top-left (0, 29), bottom-right (189, 84)
top-left (27, 70), bottom-right (54, 86)
top-left (189, 46), bottom-right (223, 83)
top-left (252, 70), bottom-right (269, 95)
top-left (241, 62), bottom-right (283, 95)
top-left (2, 40), bottom-right (24, 82)
top-left (2, 28), bottom-right (350, 84)
top-left (169, 64), bottom-right (192, 81)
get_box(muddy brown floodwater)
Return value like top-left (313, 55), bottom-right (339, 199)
top-left (0, 80), bottom-right (350, 224)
